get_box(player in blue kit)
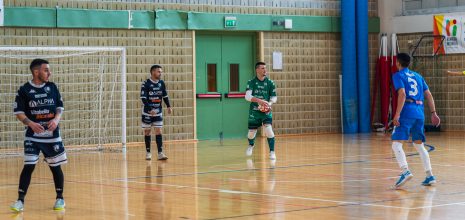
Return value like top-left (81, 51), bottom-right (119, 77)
top-left (391, 53), bottom-right (441, 188)
top-left (10, 59), bottom-right (67, 212)
top-left (140, 65), bottom-right (172, 160)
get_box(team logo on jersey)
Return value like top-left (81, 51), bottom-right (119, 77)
top-left (29, 89), bottom-right (36, 94)
top-left (29, 100), bottom-right (38, 107)
top-left (44, 87), bottom-right (51, 93)
top-left (25, 141), bottom-right (33, 146)
top-left (29, 98), bottom-right (55, 107)
top-left (13, 102), bottom-right (17, 109)
top-left (53, 144), bottom-right (60, 152)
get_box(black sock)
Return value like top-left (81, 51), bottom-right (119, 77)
top-left (18, 164), bottom-right (36, 202)
top-left (156, 134), bottom-right (163, 153)
top-left (49, 165), bottom-right (64, 199)
top-left (144, 135), bottom-right (151, 153)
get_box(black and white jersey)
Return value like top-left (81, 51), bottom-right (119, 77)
top-left (13, 81), bottom-right (64, 143)
top-left (140, 79), bottom-right (169, 117)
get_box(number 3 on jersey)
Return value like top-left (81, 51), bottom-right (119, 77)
top-left (407, 77), bottom-right (418, 96)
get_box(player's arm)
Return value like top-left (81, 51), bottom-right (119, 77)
top-left (48, 84), bottom-right (64, 132)
top-left (140, 82), bottom-right (151, 112)
top-left (245, 90), bottom-right (269, 106)
top-left (424, 89), bottom-right (440, 127)
top-left (13, 87), bottom-right (44, 133)
top-left (162, 81), bottom-right (172, 114)
top-left (393, 88), bottom-right (406, 126)
top-left (268, 81), bottom-right (277, 106)
top-left (446, 70), bottom-right (465, 76)
top-left (16, 113), bottom-right (45, 134)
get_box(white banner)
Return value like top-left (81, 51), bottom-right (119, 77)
top-left (434, 15), bottom-right (465, 54)
top-left (0, 0), bottom-right (4, 26)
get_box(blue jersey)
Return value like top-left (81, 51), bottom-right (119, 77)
top-left (13, 81), bottom-right (64, 143)
top-left (392, 68), bottom-right (429, 119)
top-left (140, 79), bottom-right (169, 117)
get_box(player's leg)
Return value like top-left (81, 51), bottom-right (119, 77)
top-left (154, 116), bottom-right (167, 160)
top-left (10, 141), bottom-right (40, 212)
top-left (142, 115), bottom-right (153, 160)
top-left (391, 118), bottom-right (414, 188)
top-left (41, 142), bottom-right (67, 210)
top-left (263, 114), bottom-right (276, 160)
top-left (246, 111), bottom-right (260, 156)
top-left (411, 119), bottom-right (436, 186)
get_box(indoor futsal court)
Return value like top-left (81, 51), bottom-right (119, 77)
top-left (2, 0), bottom-right (465, 220)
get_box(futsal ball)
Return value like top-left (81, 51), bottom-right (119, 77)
top-left (258, 104), bottom-right (271, 113)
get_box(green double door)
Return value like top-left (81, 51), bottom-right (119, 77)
top-left (196, 33), bottom-right (255, 140)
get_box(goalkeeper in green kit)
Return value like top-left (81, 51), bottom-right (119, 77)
top-left (244, 62), bottom-right (277, 160)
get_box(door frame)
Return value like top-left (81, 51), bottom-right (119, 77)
top-left (193, 31), bottom-right (258, 140)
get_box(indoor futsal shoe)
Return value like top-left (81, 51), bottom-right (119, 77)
top-left (158, 152), bottom-right (168, 160)
top-left (394, 170), bottom-right (413, 188)
top-left (10, 200), bottom-right (24, 212)
top-left (146, 152), bottom-right (152, 160)
top-left (421, 176), bottom-right (436, 186)
top-left (269, 151), bottom-right (276, 160)
top-left (53, 198), bottom-right (65, 210)
top-left (246, 145), bottom-right (254, 156)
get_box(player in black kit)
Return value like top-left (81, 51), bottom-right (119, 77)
top-left (140, 65), bottom-right (172, 160)
top-left (10, 59), bottom-right (66, 212)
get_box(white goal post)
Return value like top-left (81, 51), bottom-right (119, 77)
top-left (0, 46), bottom-right (126, 152)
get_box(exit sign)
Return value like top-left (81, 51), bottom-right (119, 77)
top-left (224, 16), bottom-right (237, 28)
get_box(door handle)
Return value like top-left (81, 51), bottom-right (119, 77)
top-left (224, 92), bottom-right (246, 98)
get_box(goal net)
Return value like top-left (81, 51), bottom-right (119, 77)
top-left (0, 47), bottom-right (126, 154)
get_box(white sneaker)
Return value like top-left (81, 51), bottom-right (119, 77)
top-left (10, 200), bottom-right (24, 212)
top-left (158, 152), bottom-right (168, 160)
top-left (269, 151), bottom-right (276, 160)
top-left (246, 145), bottom-right (254, 156)
top-left (146, 152), bottom-right (152, 160)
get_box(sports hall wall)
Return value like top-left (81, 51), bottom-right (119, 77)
top-left (395, 33), bottom-right (465, 131)
top-left (0, 0), bottom-right (379, 142)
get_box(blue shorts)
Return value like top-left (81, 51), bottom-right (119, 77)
top-left (391, 118), bottom-right (425, 142)
top-left (24, 140), bottom-right (67, 167)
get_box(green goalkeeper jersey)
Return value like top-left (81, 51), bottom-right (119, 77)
top-left (246, 76), bottom-right (277, 112)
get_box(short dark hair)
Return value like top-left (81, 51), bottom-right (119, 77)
top-left (396, 53), bottom-right (411, 68)
top-left (255, 62), bottom-right (266, 69)
top-left (150, 64), bottom-right (162, 72)
top-left (30, 59), bottom-right (49, 72)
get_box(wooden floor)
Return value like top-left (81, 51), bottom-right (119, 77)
top-left (2, 132), bottom-right (465, 220)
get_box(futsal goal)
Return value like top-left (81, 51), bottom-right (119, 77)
top-left (0, 47), bottom-right (127, 153)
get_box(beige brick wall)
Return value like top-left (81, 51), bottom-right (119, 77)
top-left (1, 0), bottom-right (381, 143)
top-left (397, 33), bottom-right (465, 130)
top-left (0, 28), bottom-right (195, 142)
top-left (264, 33), bottom-right (379, 135)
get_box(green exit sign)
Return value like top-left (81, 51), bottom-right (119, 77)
top-left (224, 16), bottom-right (237, 28)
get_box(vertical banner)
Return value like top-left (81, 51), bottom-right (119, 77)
top-left (434, 15), bottom-right (465, 54)
top-left (0, 0), bottom-right (4, 26)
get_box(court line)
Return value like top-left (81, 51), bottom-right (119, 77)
top-left (116, 144), bottom-right (434, 181)
top-left (121, 179), bottom-right (414, 210)
top-left (227, 176), bottom-right (398, 183)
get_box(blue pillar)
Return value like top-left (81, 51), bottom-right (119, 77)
top-left (341, 0), bottom-right (358, 133)
top-left (356, 0), bottom-right (370, 133)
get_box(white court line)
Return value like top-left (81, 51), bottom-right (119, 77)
top-left (227, 176), bottom-right (398, 183)
top-left (118, 179), bottom-right (412, 210)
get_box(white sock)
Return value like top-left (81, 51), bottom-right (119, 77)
top-left (392, 142), bottom-right (409, 172)
top-left (413, 143), bottom-right (433, 176)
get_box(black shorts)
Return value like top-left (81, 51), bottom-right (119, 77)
top-left (24, 140), bottom-right (67, 167)
top-left (141, 114), bottom-right (163, 128)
